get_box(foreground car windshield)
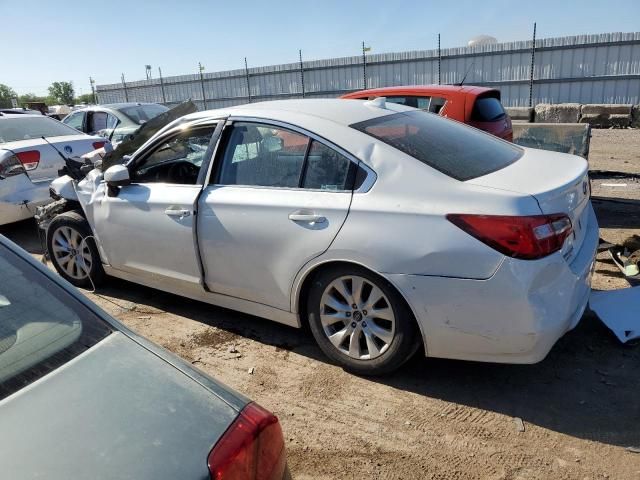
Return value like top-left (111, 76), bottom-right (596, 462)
top-left (118, 104), bottom-right (169, 125)
top-left (0, 116), bottom-right (82, 143)
top-left (0, 244), bottom-right (111, 400)
top-left (350, 110), bottom-right (522, 181)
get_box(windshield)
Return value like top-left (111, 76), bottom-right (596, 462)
top-left (350, 110), bottom-right (522, 181)
top-left (0, 116), bottom-right (83, 143)
top-left (118, 104), bottom-right (169, 125)
top-left (0, 243), bottom-right (111, 401)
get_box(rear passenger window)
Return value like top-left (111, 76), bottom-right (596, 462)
top-left (63, 111), bottom-right (84, 131)
top-left (218, 123), bottom-right (309, 188)
top-left (429, 97), bottom-right (446, 114)
top-left (303, 141), bottom-right (352, 191)
top-left (472, 97), bottom-right (506, 121)
top-left (385, 96), bottom-right (418, 108)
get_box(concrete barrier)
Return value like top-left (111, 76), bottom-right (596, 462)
top-left (512, 123), bottom-right (591, 160)
top-left (632, 105), bottom-right (640, 128)
top-left (534, 103), bottom-right (581, 123)
top-left (505, 107), bottom-right (535, 123)
top-left (579, 104), bottom-right (632, 128)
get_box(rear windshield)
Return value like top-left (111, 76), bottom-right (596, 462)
top-left (0, 116), bottom-right (82, 143)
top-left (118, 104), bottom-right (169, 125)
top-left (0, 244), bottom-right (111, 401)
top-left (350, 110), bottom-right (522, 181)
top-left (471, 97), bottom-right (506, 122)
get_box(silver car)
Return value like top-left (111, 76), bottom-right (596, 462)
top-left (0, 235), bottom-right (287, 480)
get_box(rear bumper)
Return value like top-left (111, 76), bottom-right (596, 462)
top-left (388, 203), bottom-right (599, 364)
top-left (0, 176), bottom-right (52, 226)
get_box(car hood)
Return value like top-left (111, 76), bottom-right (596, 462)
top-left (101, 101), bottom-right (198, 171)
top-left (0, 332), bottom-right (241, 480)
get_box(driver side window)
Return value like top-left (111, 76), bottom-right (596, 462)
top-left (132, 126), bottom-right (216, 185)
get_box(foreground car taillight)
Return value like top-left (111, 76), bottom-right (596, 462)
top-left (15, 150), bottom-right (40, 170)
top-left (0, 150), bottom-right (27, 178)
top-left (208, 402), bottom-right (286, 480)
top-left (447, 213), bottom-right (573, 260)
top-left (92, 141), bottom-right (106, 149)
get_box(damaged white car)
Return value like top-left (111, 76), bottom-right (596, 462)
top-left (0, 112), bottom-right (107, 225)
top-left (40, 99), bottom-right (599, 375)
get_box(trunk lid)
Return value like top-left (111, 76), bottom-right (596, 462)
top-left (468, 147), bottom-right (590, 262)
top-left (0, 332), bottom-right (241, 480)
top-left (3, 134), bottom-right (105, 182)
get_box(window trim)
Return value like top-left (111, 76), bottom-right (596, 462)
top-left (208, 116), bottom-right (376, 193)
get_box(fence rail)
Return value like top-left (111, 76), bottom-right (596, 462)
top-left (96, 31), bottom-right (640, 109)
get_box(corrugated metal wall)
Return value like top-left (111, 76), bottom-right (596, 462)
top-left (96, 32), bottom-right (640, 108)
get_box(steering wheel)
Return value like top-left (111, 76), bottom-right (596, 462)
top-left (167, 161), bottom-right (199, 184)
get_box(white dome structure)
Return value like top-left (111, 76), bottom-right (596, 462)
top-left (468, 35), bottom-right (498, 47)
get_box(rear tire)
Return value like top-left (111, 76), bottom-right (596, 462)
top-left (307, 265), bottom-right (420, 376)
top-left (47, 210), bottom-right (105, 288)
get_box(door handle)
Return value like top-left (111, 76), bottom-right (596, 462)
top-left (288, 211), bottom-right (326, 224)
top-left (165, 207), bottom-right (191, 218)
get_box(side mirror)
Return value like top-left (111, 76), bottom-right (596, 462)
top-left (104, 164), bottom-right (131, 187)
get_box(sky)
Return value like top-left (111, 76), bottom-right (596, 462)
top-left (2, 0), bottom-right (639, 96)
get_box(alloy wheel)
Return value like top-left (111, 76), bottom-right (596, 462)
top-left (51, 226), bottom-right (92, 280)
top-left (319, 275), bottom-right (396, 360)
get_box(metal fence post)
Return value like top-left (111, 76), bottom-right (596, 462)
top-left (362, 41), bottom-right (367, 89)
top-left (121, 73), bottom-right (129, 102)
top-left (529, 22), bottom-right (537, 108)
top-left (198, 62), bottom-right (207, 110)
top-left (299, 50), bottom-right (305, 98)
top-left (158, 67), bottom-right (167, 104)
top-left (438, 34), bottom-right (441, 85)
top-left (244, 57), bottom-right (252, 103)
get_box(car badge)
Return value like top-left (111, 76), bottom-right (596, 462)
top-left (64, 145), bottom-right (73, 154)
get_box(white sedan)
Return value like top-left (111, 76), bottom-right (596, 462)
top-left (0, 113), bottom-right (107, 225)
top-left (45, 99), bottom-right (598, 375)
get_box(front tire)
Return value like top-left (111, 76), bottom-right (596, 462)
top-left (47, 210), bottom-right (105, 288)
top-left (307, 265), bottom-right (420, 376)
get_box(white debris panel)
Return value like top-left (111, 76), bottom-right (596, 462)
top-left (590, 287), bottom-right (640, 343)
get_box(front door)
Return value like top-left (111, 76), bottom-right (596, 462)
top-left (93, 123), bottom-right (218, 287)
top-left (198, 121), bottom-right (357, 311)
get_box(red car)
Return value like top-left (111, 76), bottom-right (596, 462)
top-left (341, 85), bottom-right (513, 141)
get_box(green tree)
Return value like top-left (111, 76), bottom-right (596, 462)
top-left (48, 81), bottom-right (75, 105)
top-left (0, 83), bottom-right (18, 108)
top-left (75, 93), bottom-right (94, 105)
top-left (18, 93), bottom-right (47, 106)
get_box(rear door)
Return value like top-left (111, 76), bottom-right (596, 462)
top-left (198, 120), bottom-right (357, 311)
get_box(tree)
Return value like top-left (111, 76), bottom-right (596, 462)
top-left (18, 93), bottom-right (47, 106)
top-left (0, 83), bottom-right (17, 108)
top-left (48, 81), bottom-right (75, 105)
top-left (75, 93), bottom-right (94, 105)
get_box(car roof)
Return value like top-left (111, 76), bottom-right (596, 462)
top-left (0, 113), bottom-right (48, 119)
top-left (180, 98), bottom-right (414, 128)
top-left (71, 102), bottom-right (163, 113)
top-left (342, 84), bottom-right (498, 99)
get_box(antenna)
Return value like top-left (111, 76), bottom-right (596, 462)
top-left (457, 62), bottom-right (475, 86)
top-left (41, 136), bottom-right (70, 162)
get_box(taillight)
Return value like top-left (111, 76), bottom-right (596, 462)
top-left (447, 213), bottom-right (573, 260)
top-left (0, 150), bottom-right (27, 178)
top-left (15, 150), bottom-right (40, 170)
top-left (208, 402), bottom-right (286, 480)
top-left (93, 141), bottom-right (106, 149)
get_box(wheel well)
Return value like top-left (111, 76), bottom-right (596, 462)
top-left (296, 261), bottom-right (426, 353)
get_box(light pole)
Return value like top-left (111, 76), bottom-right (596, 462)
top-left (198, 62), bottom-right (207, 110)
top-left (145, 65), bottom-right (152, 80)
top-left (89, 76), bottom-right (96, 104)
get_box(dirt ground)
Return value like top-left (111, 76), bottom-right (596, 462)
top-left (3, 129), bottom-right (640, 480)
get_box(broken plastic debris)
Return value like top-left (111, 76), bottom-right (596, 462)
top-left (0, 294), bottom-right (10, 307)
top-left (590, 288), bottom-right (640, 343)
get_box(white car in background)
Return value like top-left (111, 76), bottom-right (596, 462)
top-left (44, 99), bottom-right (598, 375)
top-left (0, 113), bottom-right (107, 225)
